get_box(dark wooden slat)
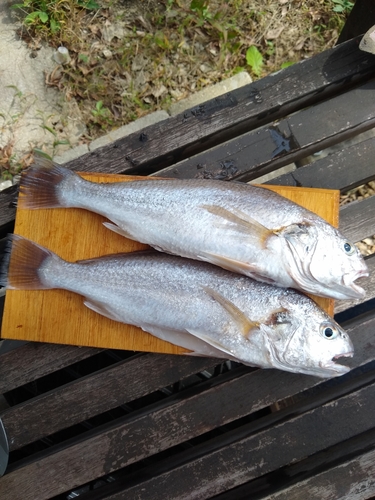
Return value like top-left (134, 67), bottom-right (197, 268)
top-left (98, 383), bottom-right (375, 500)
top-left (0, 185), bottom-right (17, 233)
top-left (0, 369), bottom-right (352, 500)
top-left (1, 310), bottom-right (374, 500)
top-left (339, 196), bottom-right (375, 243)
top-left (267, 134), bottom-right (375, 190)
top-left (209, 428), bottom-right (375, 500)
top-left (1, 354), bottom-right (218, 451)
top-left (64, 37), bottom-right (374, 176)
top-left (0, 342), bottom-right (103, 393)
top-left (153, 80), bottom-right (375, 181)
top-left (334, 253), bottom-right (375, 314)
top-left (260, 447), bottom-right (375, 500)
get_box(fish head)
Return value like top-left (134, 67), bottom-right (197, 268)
top-left (280, 221), bottom-right (369, 299)
top-left (263, 296), bottom-right (354, 378)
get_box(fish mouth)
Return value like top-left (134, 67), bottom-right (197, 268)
top-left (343, 269), bottom-right (369, 299)
top-left (322, 351), bottom-right (354, 375)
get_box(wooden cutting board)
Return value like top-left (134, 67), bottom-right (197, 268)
top-left (1, 173), bottom-right (339, 353)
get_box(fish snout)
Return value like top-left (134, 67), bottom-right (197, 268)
top-left (342, 266), bottom-right (369, 299)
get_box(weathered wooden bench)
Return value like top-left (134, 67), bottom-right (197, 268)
top-left (0, 29), bottom-right (375, 499)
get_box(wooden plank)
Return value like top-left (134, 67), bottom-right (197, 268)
top-left (0, 342), bottom-right (103, 393)
top-left (1, 354), bottom-right (218, 451)
top-left (0, 371), bottom-right (369, 500)
top-left (204, 430), bottom-right (375, 500)
top-left (339, 196), bottom-right (375, 243)
top-left (1, 309), bottom-right (374, 499)
top-left (268, 134), bottom-right (375, 191)
top-left (153, 80), bottom-right (375, 182)
top-left (74, 383), bottom-right (375, 500)
top-left (260, 447), bottom-right (375, 500)
top-left (1, 176), bottom-right (337, 349)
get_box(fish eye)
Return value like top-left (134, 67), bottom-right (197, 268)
top-left (320, 323), bottom-right (339, 340)
top-left (344, 242), bottom-right (355, 255)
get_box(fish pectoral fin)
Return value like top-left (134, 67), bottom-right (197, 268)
top-left (198, 251), bottom-right (269, 281)
top-left (203, 286), bottom-right (260, 338)
top-left (83, 300), bottom-right (122, 322)
top-left (103, 222), bottom-right (136, 240)
top-left (201, 204), bottom-right (274, 245)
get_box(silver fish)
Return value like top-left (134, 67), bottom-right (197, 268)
top-left (1, 235), bottom-right (354, 378)
top-left (19, 157), bottom-right (368, 300)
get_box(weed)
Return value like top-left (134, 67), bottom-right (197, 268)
top-left (11, 0), bottom-right (100, 37)
top-left (90, 101), bottom-right (113, 130)
top-left (331, 0), bottom-right (354, 14)
top-left (246, 46), bottom-right (264, 77)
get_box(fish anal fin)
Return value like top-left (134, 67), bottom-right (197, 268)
top-left (83, 300), bottom-right (121, 322)
top-left (185, 328), bottom-right (236, 357)
top-left (103, 222), bottom-right (136, 240)
top-left (203, 286), bottom-right (259, 338)
top-left (140, 324), bottom-right (232, 359)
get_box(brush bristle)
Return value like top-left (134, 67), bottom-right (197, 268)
top-left (3, 235), bottom-right (54, 290)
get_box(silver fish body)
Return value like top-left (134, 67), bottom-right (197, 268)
top-left (2, 235), bottom-right (354, 378)
top-left (19, 158), bottom-right (369, 300)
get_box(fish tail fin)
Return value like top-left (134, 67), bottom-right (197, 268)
top-left (0, 234), bottom-right (59, 290)
top-left (19, 155), bottom-right (80, 209)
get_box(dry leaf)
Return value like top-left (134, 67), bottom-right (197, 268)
top-left (266, 27), bottom-right (284, 40)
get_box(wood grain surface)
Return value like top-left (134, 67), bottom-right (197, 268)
top-left (0, 174), bottom-right (339, 352)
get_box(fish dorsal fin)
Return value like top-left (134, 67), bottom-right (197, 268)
top-left (201, 204), bottom-right (273, 242)
top-left (203, 286), bottom-right (259, 338)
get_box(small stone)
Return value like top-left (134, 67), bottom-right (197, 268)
top-left (103, 49), bottom-right (113, 59)
top-left (199, 63), bottom-right (211, 73)
top-left (0, 180), bottom-right (12, 191)
top-left (53, 46), bottom-right (70, 65)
